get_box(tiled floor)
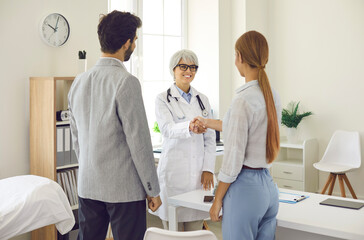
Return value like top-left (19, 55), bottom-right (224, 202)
top-left (147, 211), bottom-right (223, 240)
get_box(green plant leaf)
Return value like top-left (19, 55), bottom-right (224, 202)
top-left (281, 101), bottom-right (313, 128)
top-left (153, 121), bottom-right (160, 133)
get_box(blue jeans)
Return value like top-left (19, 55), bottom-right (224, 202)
top-left (222, 168), bottom-right (279, 240)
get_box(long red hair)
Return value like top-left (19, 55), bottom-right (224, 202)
top-left (235, 31), bottom-right (280, 163)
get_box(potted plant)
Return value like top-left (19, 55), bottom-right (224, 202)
top-left (153, 121), bottom-right (162, 143)
top-left (153, 121), bottom-right (160, 133)
top-left (281, 101), bottom-right (313, 143)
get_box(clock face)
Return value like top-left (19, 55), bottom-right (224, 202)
top-left (40, 13), bottom-right (70, 47)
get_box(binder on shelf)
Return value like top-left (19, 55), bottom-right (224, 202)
top-left (56, 127), bottom-right (65, 166)
top-left (67, 171), bottom-right (77, 205)
top-left (64, 127), bottom-right (71, 165)
top-left (75, 168), bottom-right (79, 182)
top-left (70, 169), bottom-right (78, 204)
top-left (57, 123), bottom-right (78, 168)
top-left (70, 134), bottom-right (78, 164)
top-left (56, 172), bottom-right (62, 187)
top-left (57, 169), bottom-right (79, 206)
top-left (279, 192), bottom-right (309, 204)
top-left (63, 171), bottom-right (74, 206)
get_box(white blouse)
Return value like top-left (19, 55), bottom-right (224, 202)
top-left (218, 80), bottom-right (281, 183)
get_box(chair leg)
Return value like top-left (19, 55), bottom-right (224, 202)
top-left (203, 220), bottom-right (210, 230)
top-left (321, 173), bottom-right (333, 194)
top-left (342, 174), bottom-right (358, 199)
top-left (328, 173), bottom-right (337, 195)
top-left (338, 174), bottom-right (346, 197)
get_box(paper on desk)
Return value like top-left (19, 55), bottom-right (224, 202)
top-left (216, 146), bottom-right (224, 152)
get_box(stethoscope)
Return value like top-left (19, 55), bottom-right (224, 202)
top-left (166, 88), bottom-right (209, 119)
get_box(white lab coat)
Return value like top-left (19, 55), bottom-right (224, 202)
top-left (151, 84), bottom-right (216, 222)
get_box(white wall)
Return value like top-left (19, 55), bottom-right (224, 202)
top-left (0, 0), bottom-right (107, 180)
top-left (0, 1), bottom-right (107, 239)
top-left (217, 0), bottom-right (364, 198)
top-left (266, 0), bottom-right (364, 197)
top-left (186, 0), bottom-right (220, 118)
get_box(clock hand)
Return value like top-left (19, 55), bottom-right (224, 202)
top-left (55, 16), bottom-right (59, 30)
top-left (47, 23), bottom-right (57, 32)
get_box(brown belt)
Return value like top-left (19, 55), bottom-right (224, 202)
top-left (242, 165), bottom-right (264, 170)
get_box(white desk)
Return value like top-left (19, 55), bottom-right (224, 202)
top-left (168, 189), bottom-right (364, 240)
top-left (153, 146), bottom-right (224, 159)
top-left (153, 146), bottom-right (224, 168)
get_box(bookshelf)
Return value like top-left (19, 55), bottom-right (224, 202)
top-left (30, 76), bottom-right (76, 240)
top-left (271, 138), bottom-right (319, 192)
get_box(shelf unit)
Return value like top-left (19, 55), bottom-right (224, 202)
top-left (30, 76), bottom-right (76, 240)
top-left (271, 138), bottom-right (319, 192)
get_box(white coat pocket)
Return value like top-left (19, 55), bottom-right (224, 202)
top-left (164, 149), bottom-right (190, 196)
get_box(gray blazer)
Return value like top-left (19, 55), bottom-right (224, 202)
top-left (68, 58), bottom-right (160, 203)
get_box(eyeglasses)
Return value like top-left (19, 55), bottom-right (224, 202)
top-left (176, 64), bottom-right (198, 72)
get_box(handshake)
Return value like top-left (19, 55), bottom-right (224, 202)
top-left (189, 116), bottom-right (208, 134)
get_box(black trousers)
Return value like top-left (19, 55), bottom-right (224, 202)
top-left (77, 196), bottom-right (146, 240)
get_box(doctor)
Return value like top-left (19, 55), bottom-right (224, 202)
top-left (152, 49), bottom-right (216, 231)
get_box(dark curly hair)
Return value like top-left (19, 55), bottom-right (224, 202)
top-left (97, 11), bottom-right (142, 54)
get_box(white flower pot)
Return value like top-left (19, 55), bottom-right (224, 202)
top-left (286, 127), bottom-right (299, 143)
top-left (78, 59), bottom-right (87, 74)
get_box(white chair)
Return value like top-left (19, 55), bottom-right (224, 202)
top-left (143, 227), bottom-right (218, 240)
top-left (313, 130), bottom-right (361, 199)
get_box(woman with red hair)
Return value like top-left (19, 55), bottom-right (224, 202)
top-left (194, 31), bottom-right (281, 239)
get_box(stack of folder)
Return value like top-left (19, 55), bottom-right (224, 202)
top-left (56, 124), bottom-right (78, 167)
top-left (57, 168), bottom-right (79, 207)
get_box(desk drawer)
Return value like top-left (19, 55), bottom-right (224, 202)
top-left (274, 178), bottom-right (304, 191)
top-left (272, 164), bottom-right (303, 181)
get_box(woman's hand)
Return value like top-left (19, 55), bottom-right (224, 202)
top-left (189, 121), bottom-right (206, 134)
top-left (192, 116), bottom-right (207, 129)
top-left (209, 181), bottom-right (230, 222)
top-left (192, 117), bottom-right (223, 132)
top-left (201, 171), bottom-right (214, 190)
top-left (209, 199), bottom-right (222, 222)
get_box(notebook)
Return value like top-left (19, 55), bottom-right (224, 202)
top-left (320, 198), bottom-right (364, 210)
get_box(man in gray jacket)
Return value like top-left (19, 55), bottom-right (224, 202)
top-left (68, 11), bottom-right (161, 240)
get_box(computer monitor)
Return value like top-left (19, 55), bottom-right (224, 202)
top-left (216, 130), bottom-right (223, 146)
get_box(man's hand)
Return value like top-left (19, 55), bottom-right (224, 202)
top-left (147, 195), bottom-right (162, 212)
top-left (201, 171), bottom-right (214, 190)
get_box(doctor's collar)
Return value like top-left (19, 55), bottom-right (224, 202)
top-left (175, 84), bottom-right (192, 96)
top-left (172, 83), bottom-right (196, 97)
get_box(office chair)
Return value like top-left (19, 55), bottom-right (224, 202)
top-left (313, 130), bottom-right (361, 199)
top-left (143, 227), bottom-right (218, 240)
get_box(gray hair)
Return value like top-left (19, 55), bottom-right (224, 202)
top-left (169, 49), bottom-right (199, 77)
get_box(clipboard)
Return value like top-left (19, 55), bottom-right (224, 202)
top-left (279, 192), bottom-right (309, 204)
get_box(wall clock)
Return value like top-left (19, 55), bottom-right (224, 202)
top-left (40, 13), bottom-right (70, 47)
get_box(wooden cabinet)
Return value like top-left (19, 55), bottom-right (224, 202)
top-left (271, 139), bottom-right (319, 192)
top-left (30, 76), bottom-right (75, 240)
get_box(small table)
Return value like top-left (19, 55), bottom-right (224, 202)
top-left (168, 189), bottom-right (364, 240)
